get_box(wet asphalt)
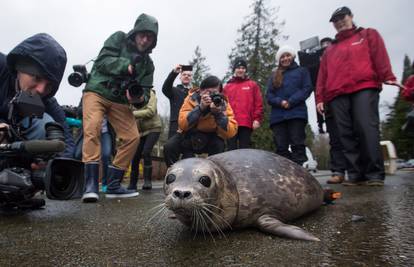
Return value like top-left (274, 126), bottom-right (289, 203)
top-left (1, 169), bottom-right (414, 266)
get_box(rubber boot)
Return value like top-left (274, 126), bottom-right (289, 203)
top-left (82, 162), bottom-right (100, 203)
top-left (101, 165), bottom-right (108, 193)
top-left (106, 166), bottom-right (139, 198)
top-left (142, 165), bottom-right (152, 190)
top-left (127, 167), bottom-right (139, 191)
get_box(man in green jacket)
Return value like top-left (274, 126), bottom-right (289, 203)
top-left (82, 13), bottom-right (159, 202)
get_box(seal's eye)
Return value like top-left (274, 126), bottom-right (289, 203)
top-left (199, 176), bottom-right (211, 187)
top-left (165, 174), bottom-right (176, 185)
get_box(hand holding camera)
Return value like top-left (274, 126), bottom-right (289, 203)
top-left (199, 91), bottom-right (211, 111)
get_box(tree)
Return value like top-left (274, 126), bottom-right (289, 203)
top-left (226, 0), bottom-right (286, 151)
top-left (382, 55), bottom-right (414, 159)
top-left (188, 46), bottom-right (210, 88)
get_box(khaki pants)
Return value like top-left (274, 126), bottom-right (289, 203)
top-left (82, 92), bottom-right (139, 170)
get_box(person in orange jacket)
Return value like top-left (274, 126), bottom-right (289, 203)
top-left (163, 75), bottom-right (238, 167)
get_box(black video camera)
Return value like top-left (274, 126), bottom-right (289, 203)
top-left (0, 94), bottom-right (84, 210)
top-left (68, 65), bottom-right (89, 87)
top-left (210, 92), bottom-right (224, 107)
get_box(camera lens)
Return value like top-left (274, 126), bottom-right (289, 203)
top-left (127, 82), bottom-right (144, 98)
top-left (68, 72), bottom-right (84, 87)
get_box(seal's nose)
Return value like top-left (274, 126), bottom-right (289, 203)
top-left (173, 190), bottom-right (192, 199)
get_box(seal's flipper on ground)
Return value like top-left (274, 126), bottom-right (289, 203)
top-left (256, 215), bottom-right (320, 242)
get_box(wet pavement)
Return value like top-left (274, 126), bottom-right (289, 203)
top-left (1, 169), bottom-right (414, 266)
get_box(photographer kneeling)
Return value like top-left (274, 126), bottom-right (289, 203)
top-left (81, 13), bottom-right (159, 202)
top-left (164, 76), bottom-right (238, 167)
top-left (0, 33), bottom-right (74, 157)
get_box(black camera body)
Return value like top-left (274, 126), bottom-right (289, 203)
top-left (122, 78), bottom-right (144, 98)
top-left (68, 65), bottom-right (89, 87)
top-left (181, 65), bottom-right (193, 72)
top-left (123, 53), bottom-right (145, 98)
top-left (210, 92), bottom-right (224, 107)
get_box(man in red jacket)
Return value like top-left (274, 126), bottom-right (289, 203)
top-left (316, 7), bottom-right (399, 186)
top-left (402, 62), bottom-right (414, 103)
top-left (223, 58), bottom-right (263, 149)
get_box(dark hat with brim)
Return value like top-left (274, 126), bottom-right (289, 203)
top-left (329, 6), bottom-right (352, 22)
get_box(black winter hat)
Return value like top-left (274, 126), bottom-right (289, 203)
top-left (329, 6), bottom-right (352, 22)
top-left (232, 57), bottom-right (247, 71)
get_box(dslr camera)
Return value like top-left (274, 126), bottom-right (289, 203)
top-left (68, 65), bottom-right (89, 87)
top-left (210, 92), bottom-right (224, 107)
top-left (122, 53), bottom-right (145, 98)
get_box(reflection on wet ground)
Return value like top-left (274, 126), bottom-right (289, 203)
top-left (1, 171), bottom-right (413, 266)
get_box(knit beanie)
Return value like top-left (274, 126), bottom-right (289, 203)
top-left (275, 45), bottom-right (296, 64)
top-left (232, 57), bottom-right (247, 72)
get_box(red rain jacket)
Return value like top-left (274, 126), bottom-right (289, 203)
top-left (316, 27), bottom-right (396, 104)
top-left (223, 77), bottom-right (263, 128)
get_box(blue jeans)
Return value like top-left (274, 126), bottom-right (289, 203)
top-left (21, 113), bottom-right (54, 140)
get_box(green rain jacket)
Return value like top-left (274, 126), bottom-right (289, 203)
top-left (84, 13), bottom-right (158, 106)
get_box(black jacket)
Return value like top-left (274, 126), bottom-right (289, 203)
top-left (162, 71), bottom-right (190, 125)
top-left (0, 34), bottom-right (74, 157)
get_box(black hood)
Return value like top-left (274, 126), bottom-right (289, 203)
top-left (6, 33), bottom-right (67, 98)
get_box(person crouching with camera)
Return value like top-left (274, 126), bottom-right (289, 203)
top-left (81, 13), bottom-right (159, 202)
top-left (164, 76), bottom-right (238, 167)
top-left (0, 33), bottom-right (75, 157)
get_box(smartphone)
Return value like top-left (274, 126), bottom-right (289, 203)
top-left (181, 65), bottom-right (193, 71)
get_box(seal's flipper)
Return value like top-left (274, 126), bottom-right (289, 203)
top-left (256, 215), bottom-right (320, 242)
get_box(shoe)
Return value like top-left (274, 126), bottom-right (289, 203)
top-left (106, 166), bottom-right (139, 198)
top-left (82, 162), bottom-right (100, 203)
top-left (363, 180), bottom-right (384, 186)
top-left (327, 175), bottom-right (344, 184)
top-left (342, 179), bottom-right (364, 186)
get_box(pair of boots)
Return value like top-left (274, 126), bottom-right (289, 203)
top-left (128, 165), bottom-right (152, 191)
top-left (82, 163), bottom-right (139, 203)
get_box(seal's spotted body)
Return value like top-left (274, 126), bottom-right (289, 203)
top-left (163, 149), bottom-right (323, 241)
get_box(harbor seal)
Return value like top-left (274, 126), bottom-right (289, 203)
top-left (163, 149), bottom-right (324, 241)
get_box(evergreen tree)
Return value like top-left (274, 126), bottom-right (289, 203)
top-left (189, 46), bottom-right (210, 88)
top-left (226, 0), bottom-right (286, 151)
top-left (382, 55), bottom-right (414, 159)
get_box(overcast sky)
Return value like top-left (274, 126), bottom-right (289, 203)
top-left (1, 0), bottom-right (412, 132)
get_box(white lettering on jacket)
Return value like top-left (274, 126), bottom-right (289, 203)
top-left (242, 86), bottom-right (250, 90)
top-left (351, 38), bottom-right (364, 46)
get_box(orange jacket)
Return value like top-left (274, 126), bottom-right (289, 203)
top-left (178, 91), bottom-right (238, 139)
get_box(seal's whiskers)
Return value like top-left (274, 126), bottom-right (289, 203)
top-left (200, 208), bottom-right (227, 239)
top-left (146, 203), bottom-right (168, 226)
top-left (202, 204), bottom-right (232, 230)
